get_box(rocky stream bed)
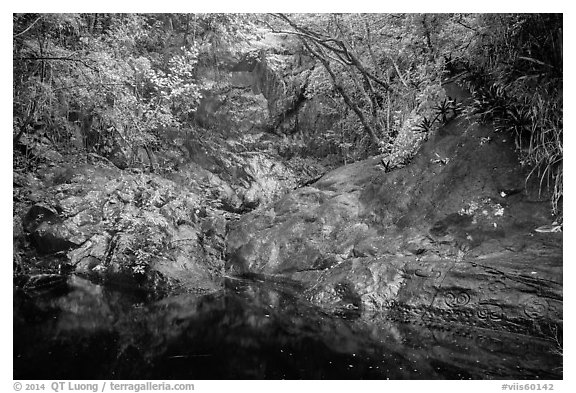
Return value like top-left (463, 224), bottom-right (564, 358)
top-left (13, 81), bottom-right (562, 379)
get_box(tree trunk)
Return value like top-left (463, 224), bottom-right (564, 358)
top-left (299, 38), bottom-right (380, 146)
top-left (143, 144), bottom-right (157, 173)
top-left (305, 42), bottom-right (380, 145)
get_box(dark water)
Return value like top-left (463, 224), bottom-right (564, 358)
top-left (14, 274), bottom-right (562, 380)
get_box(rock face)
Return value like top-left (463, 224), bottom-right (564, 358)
top-left (159, 132), bottom-right (299, 212)
top-left (18, 162), bottom-right (226, 293)
top-left (15, 114), bottom-right (312, 293)
top-left (228, 35), bottom-right (338, 139)
top-left (226, 82), bottom-right (562, 338)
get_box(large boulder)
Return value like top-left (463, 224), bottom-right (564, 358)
top-left (227, 35), bottom-right (337, 139)
top-left (23, 204), bottom-right (80, 254)
top-left (164, 133), bottom-right (299, 213)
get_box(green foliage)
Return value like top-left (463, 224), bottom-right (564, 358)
top-left (113, 199), bottom-right (172, 276)
top-left (304, 66), bottom-right (333, 99)
top-left (272, 13), bottom-right (562, 216)
top-left (114, 220), bottom-right (169, 276)
top-left (463, 14), bottom-right (562, 214)
top-left (385, 83), bottom-right (449, 167)
top-left (13, 13), bottom-right (258, 162)
top-left (13, 13), bottom-right (562, 215)
top-left (271, 13), bottom-right (477, 162)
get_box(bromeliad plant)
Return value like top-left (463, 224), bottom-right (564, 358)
top-left (434, 97), bottom-right (462, 124)
top-left (414, 97), bottom-right (462, 134)
top-left (469, 83), bottom-right (510, 127)
top-left (461, 14), bottom-right (563, 216)
top-left (466, 74), bottom-right (562, 214)
top-left (415, 117), bottom-right (435, 134)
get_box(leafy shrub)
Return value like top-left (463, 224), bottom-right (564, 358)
top-left (384, 83), bottom-right (448, 167)
top-left (463, 14), bottom-right (562, 214)
top-left (113, 215), bottom-right (170, 276)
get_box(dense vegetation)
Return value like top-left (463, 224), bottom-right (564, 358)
top-left (462, 14), bottom-right (563, 214)
top-left (13, 14), bottom-right (257, 162)
top-left (13, 13), bottom-right (562, 215)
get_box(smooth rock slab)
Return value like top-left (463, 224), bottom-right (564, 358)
top-left (225, 83), bottom-right (562, 340)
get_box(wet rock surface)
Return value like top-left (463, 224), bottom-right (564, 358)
top-left (226, 84), bottom-right (562, 342)
top-left (13, 121), bottom-right (319, 294)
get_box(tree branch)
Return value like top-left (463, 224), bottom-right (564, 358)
top-left (21, 56), bottom-right (100, 73)
top-left (273, 13), bottom-right (390, 91)
top-left (13, 16), bottom-right (43, 38)
top-left (454, 16), bottom-right (479, 33)
top-left (52, 82), bottom-right (126, 92)
top-left (304, 40), bottom-right (380, 145)
top-left (390, 57), bottom-right (409, 88)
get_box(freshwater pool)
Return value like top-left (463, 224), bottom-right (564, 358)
top-left (14, 274), bottom-right (562, 379)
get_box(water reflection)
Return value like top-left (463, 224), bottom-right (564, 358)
top-left (14, 275), bottom-right (562, 379)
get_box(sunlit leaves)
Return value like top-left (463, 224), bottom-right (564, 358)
top-left (147, 46), bottom-right (201, 112)
top-left (272, 13), bottom-right (484, 163)
top-left (304, 66), bottom-right (333, 99)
